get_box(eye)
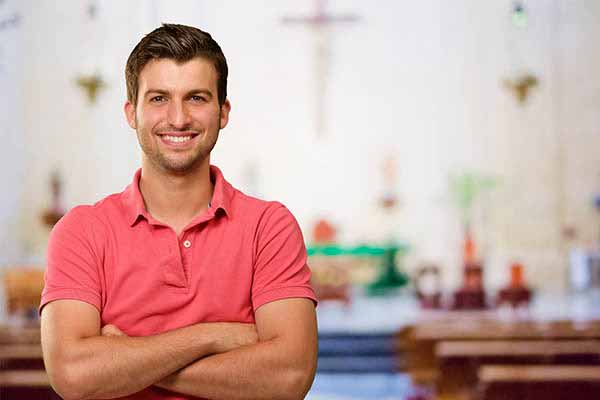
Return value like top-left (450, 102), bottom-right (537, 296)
top-left (190, 95), bottom-right (207, 102)
top-left (150, 95), bottom-right (165, 103)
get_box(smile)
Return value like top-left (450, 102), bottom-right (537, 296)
top-left (163, 135), bottom-right (192, 143)
top-left (157, 132), bottom-right (200, 147)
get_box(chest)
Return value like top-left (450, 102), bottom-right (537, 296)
top-left (98, 221), bottom-right (256, 336)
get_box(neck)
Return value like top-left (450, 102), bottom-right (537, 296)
top-left (139, 158), bottom-right (213, 230)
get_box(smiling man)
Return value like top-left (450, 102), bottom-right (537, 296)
top-left (40, 24), bottom-right (318, 400)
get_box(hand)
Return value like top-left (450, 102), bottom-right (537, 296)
top-left (101, 324), bottom-right (128, 337)
top-left (212, 322), bottom-right (258, 354)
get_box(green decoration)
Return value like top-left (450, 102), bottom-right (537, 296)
top-left (365, 246), bottom-right (409, 296)
top-left (306, 242), bottom-right (410, 296)
top-left (448, 172), bottom-right (497, 226)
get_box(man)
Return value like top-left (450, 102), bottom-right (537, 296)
top-left (40, 24), bottom-right (318, 400)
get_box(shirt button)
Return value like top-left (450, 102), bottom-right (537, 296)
top-left (183, 240), bottom-right (192, 248)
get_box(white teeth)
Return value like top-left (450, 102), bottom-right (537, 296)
top-left (163, 135), bottom-right (192, 143)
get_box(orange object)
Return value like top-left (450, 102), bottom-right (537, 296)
top-left (313, 219), bottom-right (336, 244)
top-left (510, 262), bottom-right (525, 288)
top-left (3, 268), bottom-right (45, 315)
top-left (453, 226), bottom-right (487, 309)
top-left (496, 261), bottom-right (532, 307)
top-left (463, 228), bottom-right (476, 265)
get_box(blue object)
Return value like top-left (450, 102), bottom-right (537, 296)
top-left (307, 373), bottom-right (419, 400)
top-left (317, 333), bottom-right (401, 373)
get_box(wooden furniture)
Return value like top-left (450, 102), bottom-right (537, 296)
top-left (435, 339), bottom-right (600, 396)
top-left (0, 344), bottom-right (43, 360)
top-left (0, 370), bottom-right (51, 387)
top-left (0, 325), bottom-right (59, 400)
top-left (478, 365), bottom-right (600, 400)
top-left (404, 316), bottom-right (600, 400)
top-left (2, 269), bottom-right (45, 317)
top-left (436, 339), bottom-right (600, 358)
top-left (413, 318), bottom-right (600, 341)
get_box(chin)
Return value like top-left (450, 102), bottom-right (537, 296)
top-left (160, 156), bottom-right (207, 174)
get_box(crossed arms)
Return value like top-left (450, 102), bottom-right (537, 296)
top-left (41, 297), bottom-right (317, 400)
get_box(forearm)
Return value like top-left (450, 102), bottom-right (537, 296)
top-left (157, 337), bottom-right (317, 400)
top-left (51, 324), bottom-right (218, 400)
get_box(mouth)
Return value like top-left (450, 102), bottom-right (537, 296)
top-left (156, 132), bottom-right (200, 148)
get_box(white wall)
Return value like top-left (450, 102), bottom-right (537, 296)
top-left (0, 0), bottom-right (24, 264)
top-left (4, 1), bottom-right (600, 294)
top-left (0, 0), bottom-right (25, 319)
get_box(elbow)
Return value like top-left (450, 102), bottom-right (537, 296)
top-left (280, 361), bottom-right (317, 400)
top-left (48, 364), bottom-right (92, 400)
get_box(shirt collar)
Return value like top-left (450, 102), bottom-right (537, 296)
top-left (121, 165), bottom-right (234, 227)
top-left (208, 164), bottom-right (233, 217)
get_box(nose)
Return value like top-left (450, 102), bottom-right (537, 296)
top-left (167, 100), bottom-right (192, 129)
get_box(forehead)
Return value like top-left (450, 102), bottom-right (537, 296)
top-left (138, 57), bottom-right (218, 93)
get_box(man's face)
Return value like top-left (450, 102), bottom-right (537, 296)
top-left (124, 57), bottom-right (230, 174)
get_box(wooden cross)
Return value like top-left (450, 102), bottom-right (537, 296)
top-left (76, 73), bottom-right (105, 104)
top-left (282, 0), bottom-right (360, 137)
top-left (503, 74), bottom-right (538, 104)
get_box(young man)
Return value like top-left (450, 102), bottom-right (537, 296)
top-left (40, 24), bottom-right (318, 400)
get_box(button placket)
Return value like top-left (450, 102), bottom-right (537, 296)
top-left (180, 233), bottom-right (194, 287)
top-left (161, 231), bottom-right (187, 288)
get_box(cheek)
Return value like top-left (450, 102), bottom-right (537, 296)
top-left (137, 109), bottom-right (163, 132)
top-left (193, 104), bottom-right (221, 121)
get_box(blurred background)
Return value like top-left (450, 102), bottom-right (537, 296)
top-left (1, 1), bottom-right (600, 399)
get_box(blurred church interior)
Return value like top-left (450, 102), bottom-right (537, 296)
top-left (1, 0), bottom-right (600, 399)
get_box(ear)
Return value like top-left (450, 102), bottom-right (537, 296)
top-left (124, 100), bottom-right (137, 129)
top-left (219, 99), bottom-right (231, 129)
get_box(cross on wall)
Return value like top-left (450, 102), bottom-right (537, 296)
top-left (281, 0), bottom-right (360, 138)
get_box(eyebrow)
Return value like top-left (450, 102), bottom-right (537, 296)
top-left (144, 89), bottom-right (214, 98)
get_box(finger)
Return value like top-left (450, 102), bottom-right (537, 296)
top-left (102, 324), bottom-right (126, 337)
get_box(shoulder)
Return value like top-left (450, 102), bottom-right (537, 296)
top-left (232, 190), bottom-right (298, 229)
top-left (54, 205), bottom-right (97, 231)
top-left (51, 192), bottom-right (122, 241)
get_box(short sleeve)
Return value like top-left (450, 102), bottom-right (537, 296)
top-left (39, 206), bottom-right (103, 315)
top-left (251, 203), bottom-right (317, 311)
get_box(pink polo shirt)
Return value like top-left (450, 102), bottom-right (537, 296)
top-left (40, 165), bottom-right (316, 400)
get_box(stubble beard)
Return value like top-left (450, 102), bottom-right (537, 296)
top-left (138, 124), bottom-right (220, 175)
top-left (135, 104), bottom-right (224, 174)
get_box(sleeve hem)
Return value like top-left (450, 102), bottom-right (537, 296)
top-left (253, 285), bottom-right (318, 312)
top-left (39, 287), bottom-right (101, 316)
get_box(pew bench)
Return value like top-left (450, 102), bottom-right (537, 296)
top-left (435, 339), bottom-right (600, 395)
top-left (477, 365), bottom-right (600, 400)
top-left (0, 342), bottom-right (58, 400)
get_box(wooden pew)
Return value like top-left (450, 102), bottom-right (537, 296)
top-left (0, 328), bottom-right (59, 400)
top-left (0, 343), bottom-right (45, 370)
top-left (1, 344), bottom-right (43, 359)
top-left (0, 370), bottom-right (58, 400)
top-left (0, 325), bottom-right (41, 344)
top-left (414, 318), bottom-right (600, 341)
top-left (435, 339), bottom-right (600, 395)
top-left (436, 339), bottom-right (600, 358)
top-left (477, 365), bottom-right (600, 400)
top-left (404, 317), bottom-right (600, 399)
top-left (0, 370), bottom-right (50, 387)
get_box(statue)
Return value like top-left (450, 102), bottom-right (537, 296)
top-left (41, 170), bottom-right (65, 227)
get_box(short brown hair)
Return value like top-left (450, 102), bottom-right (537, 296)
top-left (125, 23), bottom-right (228, 106)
